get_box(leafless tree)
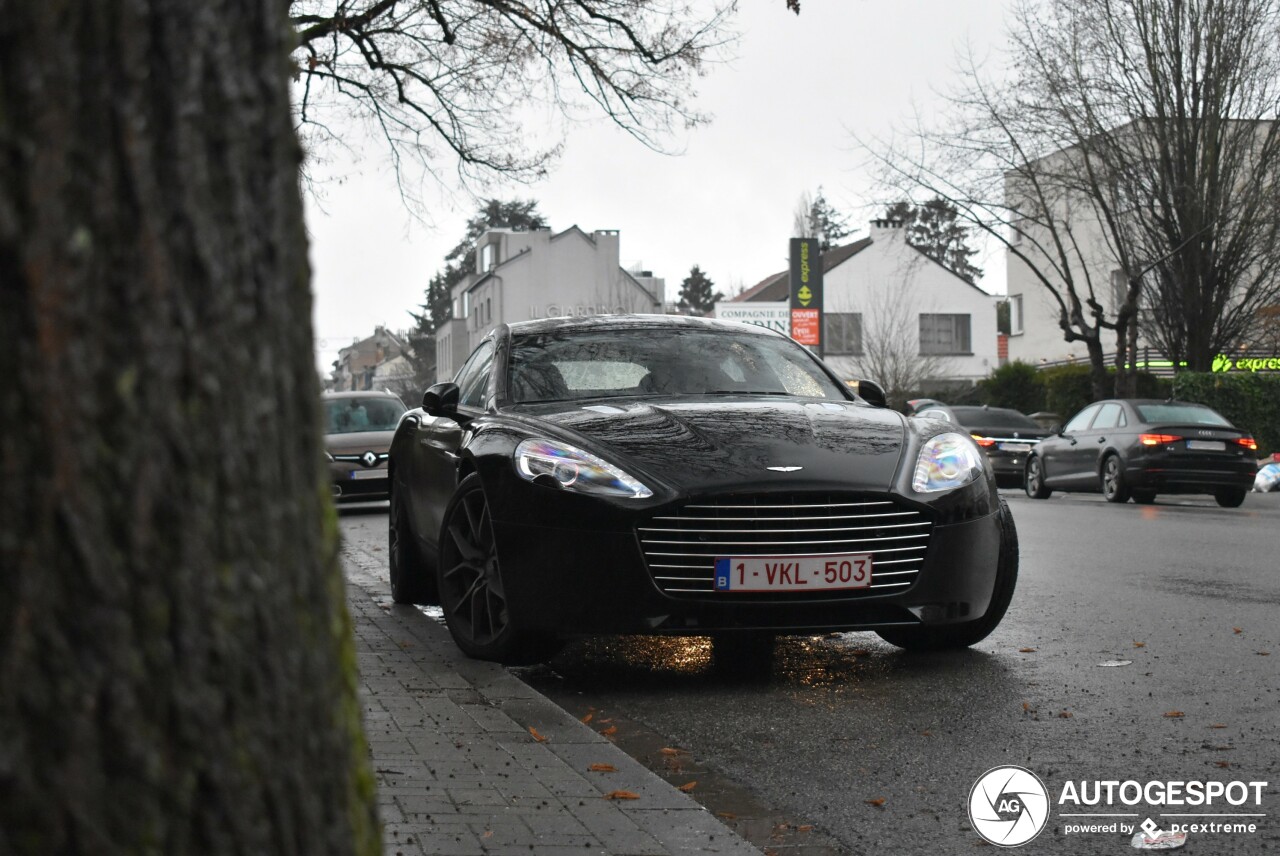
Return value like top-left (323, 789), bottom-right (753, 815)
top-left (290, 0), bottom-right (776, 197)
top-left (860, 0), bottom-right (1280, 395)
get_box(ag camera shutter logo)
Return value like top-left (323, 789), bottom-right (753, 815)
top-left (968, 766), bottom-right (1050, 847)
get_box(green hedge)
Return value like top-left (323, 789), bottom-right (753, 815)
top-left (975, 363), bottom-right (1171, 423)
top-left (976, 361), bottom-right (1045, 413)
top-left (1172, 373), bottom-right (1280, 456)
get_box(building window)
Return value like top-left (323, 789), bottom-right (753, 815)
top-left (823, 312), bottom-right (863, 355)
top-left (919, 313), bottom-right (972, 355)
top-left (1009, 295), bottom-right (1024, 335)
top-left (480, 242), bottom-right (497, 272)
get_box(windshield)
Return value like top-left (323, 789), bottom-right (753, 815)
top-left (1135, 403), bottom-right (1231, 427)
top-left (507, 328), bottom-right (848, 404)
top-left (950, 407), bottom-right (1041, 430)
top-left (324, 397), bottom-right (406, 433)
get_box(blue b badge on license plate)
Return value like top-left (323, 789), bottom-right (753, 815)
top-left (714, 557), bottom-right (731, 591)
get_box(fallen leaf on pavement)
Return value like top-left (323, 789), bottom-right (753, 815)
top-left (603, 790), bottom-right (640, 800)
top-left (588, 764), bottom-right (617, 773)
top-left (581, 712), bottom-right (595, 724)
top-left (850, 648), bottom-right (871, 656)
top-left (717, 811), bottom-right (738, 820)
top-left (797, 825), bottom-right (814, 832)
top-left (921, 730), bottom-right (933, 737)
top-left (1257, 651), bottom-right (1271, 656)
top-left (1058, 710), bottom-right (1074, 718)
top-left (1215, 761), bottom-right (1231, 768)
top-left (660, 747), bottom-right (687, 756)
top-left (482, 830), bottom-right (493, 839)
top-left (600, 725), bottom-right (618, 737)
top-left (529, 727), bottom-right (548, 743)
top-left (1019, 647), bottom-right (1037, 653)
top-left (1133, 641), bottom-right (1146, 648)
top-left (1164, 711), bottom-right (1185, 718)
top-left (678, 781), bottom-right (698, 792)
top-left (1209, 723), bottom-right (1227, 729)
top-left (1233, 627), bottom-right (1243, 634)
top-left (866, 797), bottom-right (886, 807)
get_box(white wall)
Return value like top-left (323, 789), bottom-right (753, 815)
top-left (823, 223), bottom-right (999, 383)
top-left (439, 227), bottom-right (662, 381)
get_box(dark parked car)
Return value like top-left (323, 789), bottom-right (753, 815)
top-left (323, 390), bottom-right (407, 502)
top-left (914, 404), bottom-right (1051, 487)
top-left (387, 315), bottom-right (1017, 663)
top-left (1024, 399), bottom-right (1258, 507)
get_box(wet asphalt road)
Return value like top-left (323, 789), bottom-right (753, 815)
top-left (339, 489), bottom-right (1280, 854)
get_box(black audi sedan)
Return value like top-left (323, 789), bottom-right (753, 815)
top-left (913, 404), bottom-right (1051, 487)
top-left (1024, 399), bottom-right (1258, 507)
top-left (388, 315), bottom-right (1016, 663)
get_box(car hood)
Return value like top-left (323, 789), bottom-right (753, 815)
top-left (325, 430), bottom-right (396, 453)
top-left (513, 398), bottom-right (907, 493)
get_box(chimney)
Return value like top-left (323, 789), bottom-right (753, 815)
top-left (869, 218), bottom-right (904, 239)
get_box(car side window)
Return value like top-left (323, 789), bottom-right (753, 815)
top-left (919, 409), bottom-right (951, 422)
top-left (455, 341), bottom-right (496, 410)
top-left (1062, 404), bottom-right (1101, 434)
top-left (1090, 402), bottom-right (1122, 430)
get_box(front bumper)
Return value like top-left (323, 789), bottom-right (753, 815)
top-left (329, 463), bottom-right (390, 502)
top-left (487, 486), bottom-right (1003, 636)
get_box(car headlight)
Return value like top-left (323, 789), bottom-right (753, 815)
top-left (912, 432), bottom-right (984, 493)
top-left (514, 438), bottom-right (653, 499)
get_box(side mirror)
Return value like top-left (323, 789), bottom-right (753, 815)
top-left (422, 382), bottom-right (460, 417)
top-left (853, 379), bottom-right (888, 408)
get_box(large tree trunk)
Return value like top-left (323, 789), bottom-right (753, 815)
top-left (0, 2), bottom-right (379, 854)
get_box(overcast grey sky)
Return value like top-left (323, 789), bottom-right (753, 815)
top-left (306, 0), bottom-right (1010, 373)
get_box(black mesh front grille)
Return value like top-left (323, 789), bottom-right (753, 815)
top-left (637, 493), bottom-right (933, 598)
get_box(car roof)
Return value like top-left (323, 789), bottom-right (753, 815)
top-left (505, 313), bottom-right (782, 337)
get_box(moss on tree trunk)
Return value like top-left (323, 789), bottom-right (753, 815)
top-left (0, 1), bottom-right (380, 853)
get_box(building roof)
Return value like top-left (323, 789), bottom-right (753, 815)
top-left (731, 238), bottom-right (873, 302)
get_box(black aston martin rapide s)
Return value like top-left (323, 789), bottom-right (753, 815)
top-left (388, 315), bottom-right (1016, 663)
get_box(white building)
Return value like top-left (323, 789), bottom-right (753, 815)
top-left (725, 220), bottom-right (999, 389)
top-left (436, 226), bottom-right (664, 381)
top-left (1003, 146), bottom-right (1152, 367)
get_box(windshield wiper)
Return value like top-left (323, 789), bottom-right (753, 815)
top-left (704, 390), bottom-right (794, 396)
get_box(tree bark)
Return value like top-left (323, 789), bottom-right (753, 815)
top-left (0, 1), bottom-right (380, 854)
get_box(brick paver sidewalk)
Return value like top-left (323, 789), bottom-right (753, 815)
top-left (345, 546), bottom-right (761, 856)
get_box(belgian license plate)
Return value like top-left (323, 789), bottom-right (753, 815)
top-left (350, 469), bottom-right (386, 480)
top-left (1186, 440), bottom-right (1225, 451)
top-left (1000, 442), bottom-right (1032, 453)
top-left (714, 553), bottom-right (872, 592)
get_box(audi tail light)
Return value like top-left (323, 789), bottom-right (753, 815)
top-left (1139, 433), bottom-right (1182, 446)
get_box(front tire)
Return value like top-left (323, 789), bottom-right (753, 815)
top-left (1025, 456), bottom-right (1052, 499)
top-left (1215, 488), bottom-right (1247, 508)
top-left (1101, 454), bottom-right (1131, 503)
top-left (389, 481), bottom-right (437, 605)
top-left (1132, 489), bottom-right (1157, 504)
top-left (876, 499), bottom-right (1019, 651)
top-left (437, 474), bottom-right (562, 664)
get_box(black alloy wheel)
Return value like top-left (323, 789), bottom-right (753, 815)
top-left (437, 474), bottom-right (562, 664)
top-left (1025, 456), bottom-right (1052, 499)
top-left (1131, 489), bottom-right (1157, 505)
top-left (389, 481), bottom-right (437, 605)
top-left (875, 498), bottom-right (1019, 651)
top-left (1214, 488), bottom-right (1247, 508)
top-left (1101, 454), bottom-right (1131, 503)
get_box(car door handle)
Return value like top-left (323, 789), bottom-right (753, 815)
top-left (1098, 437), bottom-right (1106, 443)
